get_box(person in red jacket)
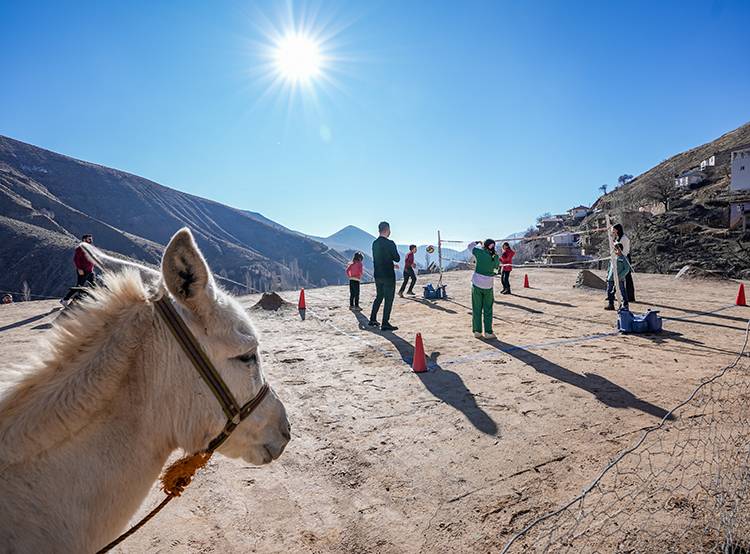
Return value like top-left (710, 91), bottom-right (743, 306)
top-left (398, 244), bottom-right (418, 297)
top-left (499, 242), bottom-right (515, 295)
top-left (345, 251), bottom-right (364, 311)
top-left (60, 234), bottom-right (96, 306)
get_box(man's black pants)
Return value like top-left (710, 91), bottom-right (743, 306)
top-left (399, 267), bottom-right (417, 295)
top-left (370, 279), bottom-right (396, 325)
top-left (63, 271), bottom-right (95, 301)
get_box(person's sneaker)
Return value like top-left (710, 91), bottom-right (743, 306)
top-left (368, 320), bottom-right (379, 327)
top-left (406, 291), bottom-right (416, 296)
top-left (59, 299), bottom-right (68, 308)
top-left (484, 332), bottom-right (497, 340)
top-left (353, 306), bottom-right (362, 312)
top-left (604, 304), bottom-right (615, 311)
top-left (380, 323), bottom-right (398, 331)
top-left (473, 332), bottom-right (483, 339)
top-left (398, 292), bottom-right (404, 298)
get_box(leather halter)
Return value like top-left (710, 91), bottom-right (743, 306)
top-left (154, 297), bottom-right (270, 453)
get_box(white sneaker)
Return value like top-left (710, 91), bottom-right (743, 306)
top-left (484, 333), bottom-right (497, 340)
top-left (473, 332), bottom-right (483, 339)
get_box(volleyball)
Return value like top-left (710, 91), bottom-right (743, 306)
top-left (426, 245), bottom-right (435, 254)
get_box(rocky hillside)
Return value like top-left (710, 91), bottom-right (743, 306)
top-left (578, 121), bottom-right (750, 279)
top-left (0, 135), bottom-right (349, 299)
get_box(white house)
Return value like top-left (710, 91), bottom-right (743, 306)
top-left (700, 155), bottom-right (716, 170)
top-left (674, 169), bottom-right (706, 188)
top-left (731, 146), bottom-right (750, 191)
top-left (550, 232), bottom-right (579, 246)
top-left (567, 205), bottom-right (589, 219)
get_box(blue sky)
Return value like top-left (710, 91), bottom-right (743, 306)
top-left (1, 0), bottom-right (749, 245)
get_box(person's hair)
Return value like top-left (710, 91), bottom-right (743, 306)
top-left (502, 242), bottom-right (510, 249)
top-left (612, 224), bottom-right (624, 240)
top-left (352, 251), bottom-right (364, 262)
top-left (483, 239), bottom-right (496, 251)
top-left (378, 221), bottom-right (390, 234)
top-left (409, 244), bottom-right (417, 251)
top-left (614, 242), bottom-right (624, 252)
top-left (82, 234), bottom-right (93, 240)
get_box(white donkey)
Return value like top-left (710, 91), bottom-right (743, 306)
top-left (0, 228), bottom-right (290, 552)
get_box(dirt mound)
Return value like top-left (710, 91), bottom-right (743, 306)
top-left (574, 269), bottom-right (607, 290)
top-left (252, 292), bottom-right (289, 311)
top-left (674, 265), bottom-right (728, 281)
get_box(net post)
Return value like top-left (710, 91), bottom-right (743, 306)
top-left (437, 230), bottom-right (443, 287)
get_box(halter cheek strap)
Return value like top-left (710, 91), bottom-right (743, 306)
top-left (153, 297), bottom-right (270, 455)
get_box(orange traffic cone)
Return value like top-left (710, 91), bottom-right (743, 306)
top-left (298, 289), bottom-right (306, 320)
top-left (737, 283), bottom-right (747, 307)
top-left (523, 274), bottom-right (530, 288)
top-left (412, 333), bottom-right (427, 373)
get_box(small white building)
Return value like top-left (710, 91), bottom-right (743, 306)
top-left (700, 155), bottom-right (716, 170)
top-left (550, 232), bottom-right (579, 246)
top-left (567, 205), bottom-right (589, 219)
top-left (731, 146), bottom-right (750, 191)
top-left (674, 169), bottom-right (706, 188)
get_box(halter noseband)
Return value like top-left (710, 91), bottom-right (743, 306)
top-left (154, 297), bottom-right (270, 453)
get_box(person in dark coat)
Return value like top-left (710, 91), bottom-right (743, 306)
top-left (612, 223), bottom-right (635, 302)
top-left (369, 221), bottom-right (400, 331)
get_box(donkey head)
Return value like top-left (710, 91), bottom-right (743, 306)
top-left (160, 229), bottom-right (290, 465)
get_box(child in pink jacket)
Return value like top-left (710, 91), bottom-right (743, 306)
top-left (346, 252), bottom-right (364, 311)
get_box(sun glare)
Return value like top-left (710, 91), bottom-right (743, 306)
top-left (274, 33), bottom-right (322, 83)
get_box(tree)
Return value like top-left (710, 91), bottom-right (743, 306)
top-left (21, 281), bottom-right (31, 302)
top-left (645, 163), bottom-right (679, 212)
top-left (599, 184), bottom-right (608, 195)
top-left (536, 211), bottom-right (552, 223)
top-left (617, 174), bottom-right (634, 187)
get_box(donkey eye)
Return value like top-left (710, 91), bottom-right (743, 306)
top-left (236, 353), bottom-right (257, 364)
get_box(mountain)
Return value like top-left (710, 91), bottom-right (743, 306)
top-left (579, 121), bottom-right (750, 278)
top-left (0, 135), bottom-right (349, 299)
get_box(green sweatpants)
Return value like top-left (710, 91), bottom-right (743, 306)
top-left (472, 285), bottom-right (494, 334)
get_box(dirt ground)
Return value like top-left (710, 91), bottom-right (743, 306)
top-left (2, 269), bottom-right (749, 553)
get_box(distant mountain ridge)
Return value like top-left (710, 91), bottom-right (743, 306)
top-left (0, 135), bottom-right (349, 298)
top-left (310, 225), bottom-right (472, 271)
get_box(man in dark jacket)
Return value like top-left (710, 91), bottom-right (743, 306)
top-left (369, 221), bottom-right (400, 331)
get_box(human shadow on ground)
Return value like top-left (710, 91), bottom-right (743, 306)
top-left (353, 311), bottom-right (498, 435)
top-left (660, 315), bottom-right (748, 332)
top-left (494, 299), bottom-right (543, 315)
top-left (512, 293), bottom-right (577, 308)
top-left (0, 308), bottom-right (60, 333)
top-left (408, 298), bottom-right (458, 314)
top-left (633, 330), bottom-right (741, 357)
top-left (486, 337), bottom-right (674, 420)
top-left (444, 298), bottom-right (509, 322)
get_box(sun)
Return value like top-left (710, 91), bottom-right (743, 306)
top-left (274, 33), bottom-right (322, 83)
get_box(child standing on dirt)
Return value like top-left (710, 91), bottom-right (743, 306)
top-left (469, 239), bottom-right (500, 339)
top-left (346, 252), bottom-right (364, 311)
top-left (605, 242), bottom-right (630, 311)
top-left (499, 242), bottom-right (515, 294)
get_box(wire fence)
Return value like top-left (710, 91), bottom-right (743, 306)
top-left (501, 319), bottom-right (750, 554)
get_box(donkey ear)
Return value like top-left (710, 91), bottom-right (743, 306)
top-left (161, 228), bottom-right (214, 310)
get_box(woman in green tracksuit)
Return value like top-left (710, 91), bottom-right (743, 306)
top-left (468, 239), bottom-right (500, 339)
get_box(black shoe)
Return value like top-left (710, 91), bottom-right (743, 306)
top-left (380, 323), bottom-right (398, 331)
top-left (406, 291), bottom-right (416, 296)
top-left (604, 304), bottom-right (615, 311)
top-left (368, 320), bottom-right (379, 327)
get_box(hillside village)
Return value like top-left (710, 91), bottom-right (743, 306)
top-left (516, 121), bottom-right (750, 279)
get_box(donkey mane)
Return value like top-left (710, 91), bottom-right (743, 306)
top-left (0, 270), bottom-right (155, 464)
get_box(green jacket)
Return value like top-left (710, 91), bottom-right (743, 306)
top-left (607, 254), bottom-right (630, 281)
top-left (472, 246), bottom-right (500, 276)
